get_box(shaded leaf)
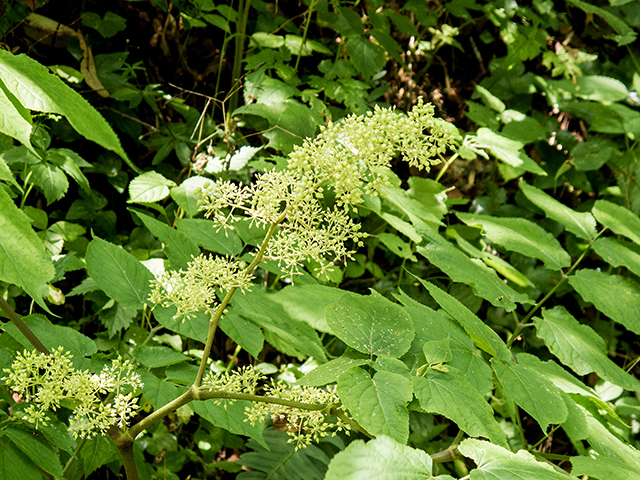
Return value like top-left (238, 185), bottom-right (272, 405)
top-left (297, 355), bottom-right (368, 387)
top-left (132, 345), bottom-right (188, 368)
top-left (592, 237), bottom-right (640, 277)
top-left (2, 426), bottom-right (63, 478)
top-left (0, 440), bottom-right (43, 480)
top-left (571, 455), bottom-right (640, 480)
top-left (219, 313), bottom-right (265, 359)
top-left (175, 218), bottom-right (243, 256)
top-left (593, 200), bottom-right (640, 245)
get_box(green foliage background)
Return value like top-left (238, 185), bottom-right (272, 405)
top-left (1, 0), bottom-right (640, 479)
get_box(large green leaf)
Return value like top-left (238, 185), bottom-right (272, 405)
top-left (175, 218), bottom-right (243, 256)
top-left (475, 128), bottom-right (546, 175)
top-left (456, 213), bottom-right (570, 270)
top-left (132, 345), bottom-right (187, 368)
top-left (491, 359), bottom-right (568, 430)
top-left (415, 224), bottom-right (530, 311)
top-left (127, 171), bottom-right (175, 204)
top-left (412, 368), bottom-right (508, 447)
top-left (326, 291), bottom-right (414, 357)
top-left (0, 79), bottom-right (34, 155)
top-left (592, 200), bottom-right (640, 245)
top-left (325, 435), bottom-right (433, 480)
top-left (337, 367), bottom-right (412, 443)
top-left (0, 441), bottom-right (43, 480)
top-left (0, 187), bottom-right (54, 313)
top-left (592, 237), bottom-right (640, 277)
top-left (346, 36), bottom-right (386, 80)
top-left (414, 278), bottom-right (512, 362)
top-left (568, 269), bottom-right (640, 335)
top-left (0, 50), bottom-right (138, 172)
top-left (533, 306), bottom-right (640, 391)
top-left (30, 161), bottom-right (69, 205)
top-left (219, 312), bottom-right (265, 359)
top-left (86, 237), bottom-right (154, 310)
top-left (270, 284), bottom-right (346, 333)
top-left (152, 304), bottom-right (208, 342)
top-left (519, 181), bottom-right (597, 240)
top-left (297, 355), bottom-right (368, 387)
top-left (459, 439), bottom-right (571, 480)
top-left (133, 212), bottom-right (201, 270)
top-left (2, 426), bottom-right (63, 478)
top-left (192, 400), bottom-right (266, 448)
top-left (571, 455), bottom-right (640, 480)
top-left (79, 435), bottom-right (120, 476)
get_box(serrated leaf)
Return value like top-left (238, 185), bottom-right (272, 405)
top-left (134, 212), bottom-right (201, 270)
top-left (0, 79), bottom-right (34, 155)
top-left (571, 455), bottom-right (640, 480)
top-left (219, 313), bottom-right (265, 359)
top-left (169, 175), bottom-right (208, 217)
top-left (0, 50), bottom-right (137, 172)
top-left (86, 237), bottom-right (154, 309)
top-left (459, 439), bottom-right (571, 480)
top-left (533, 306), bottom-right (640, 391)
top-left (346, 36), bottom-right (386, 80)
top-left (337, 367), bottom-right (412, 443)
top-left (128, 171), bottom-right (176, 204)
top-left (413, 368), bottom-right (508, 448)
top-left (326, 291), bottom-right (414, 357)
top-left (457, 213), bottom-right (570, 270)
top-left (325, 435), bottom-right (432, 480)
top-left (99, 302), bottom-right (137, 338)
top-left (414, 278), bottom-right (512, 362)
top-left (192, 400), bottom-right (266, 447)
top-left (79, 434), bottom-right (120, 476)
top-left (592, 200), bottom-right (640, 245)
top-left (475, 128), bottom-right (546, 175)
top-left (569, 269), bottom-right (640, 335)
top-left (2, 426), bottom-right (63, 478)
top-left (378, 232), bottom-right (417, 261)
top-left (30, 161), bottom-right (68, 205)
top-left (46, 148), bottom-right (91, 193)
top-left (297, 355), bottom-right (368, 387)
top-left (491, 359), bottom-right (568, 430)
top-left (0, 187), bottom-right (54, 312)
top-left (175, 218), bottom-right (243, 256)
top-left (133, 345), bottom-right (188, 368)
top-left (577, 75), bottom-right (629, 104)
top-left (592, 237), bottom-right (640, 277)
top-left (0, 156), bottom-right (21, 190)
top-left (519, 181), bottom-right (597, 240)
top-left (152, 304), bottom-right (208, 342)
top-left (0, 441), bottom-right (43, 480)
top-left (414, 224), bottom-right (531, 312)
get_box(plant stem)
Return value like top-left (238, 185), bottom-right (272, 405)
top-left (0, 297), bottom-right (49, 354)
top-left (431, 429), bottom-right (465, 464)
top-left (294, 0), bottom-right (315, 73)
top-left (514, 403), bottom-right (528, 449)
top-left (62, 437), bottom-right (87, 478)
top-left (228, 0), bottom-right (252, 115)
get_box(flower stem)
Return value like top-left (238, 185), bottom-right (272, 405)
top-left (0, 297), bottom-right (48, 354)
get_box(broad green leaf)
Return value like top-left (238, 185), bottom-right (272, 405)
top-left (593, 200), bottom-right (640, 245)
top-left (0, 79), bottom-right (34, 155)
top-left (325, 435), bottom-right (432, 480)
top-left (576, 75), bottom-right (629, 103)
top-left (86, 237), bottom-right (154, 310)
top-left (0, 441), bottom-right (42, 480)
top-left (337, 367), bottom-right (412, 443)
top-left (128, 171), bottom-right (176, 204)
top-left (380, 212), bottom-right (422, 243)
top-left (346, 36), bottom-right (386, 80)
top-left (569, 269), bottom-right (640, 335)
top-left (152, 305), bottom-right (208, 342)
top-left (475, 128), bottom-right (546, 175)
top-left (413, 368), bottom-right (508, 448)
top-left (79, 435), bottom-right (120, 476)
top-left (326, 291), bottom-right (414, 357)
top-left (381, 186), bottom-right (443, 228)
top-left (475, 84), bottom-right (505, 112)
top-left (571, 455), bottom-right (640, 480)
top-left (138, 370), bottom-right (184, 409)
top-left (415, 224), bottom-right (530, 312)
top-left (414, 278), bottom-right (512, 362)
top-left (0, 50), bottom-right (138, 172)
top-left (571, 138), bottom-right (614, 171)
top-left (170, 175), bottom-right (208, 217)
top-left (533, 306), bottom-right (640, 391)
top-left (35, 419), bottom-right (76, 456)
top-left (457, 213), bottom-right (570, 270)
top-left (0, 187), bottom-right (54, 312)
top-left (134, 212), bottom-right (201, 270)
top-left (270, 284), bottom-right (346, 333)
top-left (175, 218), bottom-right (243, 256)
top-left (378, 233), bottom-right (417, 261)
top-left (0, 156), bottom-right (21, 190)
top-left (2, 426), bottom-right (63, 478)
top-left (297, 355), bottom-right (368, 387)
top-left (219, 313), bottom-right (265, 359)
top-left (459, 439), bottom-right (571, 480)
top-left (99, 302), bottom-right (137, 338)
top-left (519, 181), bottom-right (597, 240)
top-left (30, 161), bottom-right (69, 204)
top-left (132, 345), bottom-right (188, 368)
top-left (592, 237), bottom-right (640, 277)
top-left (192, 400), bottom-right (266, 448)
top-left (491, 359), bottom-right (568, 430)
top-left (46, 148), bottom-right (91, 193)
top-left (422, 338), bottom-right (452, 365)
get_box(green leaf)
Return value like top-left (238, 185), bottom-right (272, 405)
top-left (133, 345), bottom-right (188, 368)
top-left (569, 269), bottom-right (640, 335)
top-left (0, 440), bottom-right (43, 480)
top-left (0, 78), bottom-right (34, 155)
top-left (378, 233), bottom-right (417, 261)
top-left (46, 148), bottom-right (91, 193)
top-left (422, 338), bottom-right (452, 365)
top-left (414, 278), bottom-right (512, 362)
top-left (413, 368), bottom-right (508, 448)
top-left (571, 455), bottom-right (640, 480)
top-left (325, 435), bottom-right (432, 480)
top-left (219, 313), bottom-right (265, 359)
top-left (0, 156), bottom-right (21, 191)
top-left (2, 426), bottom-right (63, 478)
top-left (475, 128), bottom-right (546, 175)
top-left (533, 306), bottom-right (640, 391)
top-left (0, 187), bottom-right (54, 313)
top-left (491, 359), bottom-right (568, 430)
top-left (30, 162), bottom-right (69, 204)
top-left (0, 50), bottom-right (138, 172)
top-left (82, 11), bottom-right (127, 38)
top-left (138, 370), bottom-right (183, 409)
top-left (152, 305), bottom-right (208, 342)
top-left (380, 212), bottom-right (422, 243)
top-left (571, 138), bottom-right (614, 171)
top-left (134, 212), bottom-right (201, 270)
top-left (128, 171), bottom-right (176, 204)
top-left (175, 218), bottom-right (243, 256)
top-left (170, 175), bottom-right (208, 217)
top-left (475, 85), bottom-right (505, 112)
top-left (297, 355), bottom-right (368, 387)
top-left (269, 285), bottom-right (345, 334)
top-left (86, 237), bottom-right (154, 310)
top-left (593, 200), bottom-right (640, 245)
top-left (346, 37), bottom-right (386, 80)
top-left (99, 302), bottom-right (137, 338)
top-left (191, 400), bottom-right (266, 448)
top-left (326, 291), bottom-right (414, 357)
top-left (592, 237), bottom-right (640, 277)
top-left (337, 367), bottom-right (412, 443)
top-left (457, 213), bottom-right (570, 270)
top-left (414, 224), bottom-right (530, 312)
top-left (79, 435), bottom-right (120, 476)
top-left (519, 181), bottom-right (597, 240)
top-left (459, 439), bottom-right (571, 480)
top-left (576, 75), bottom-right (629, 103)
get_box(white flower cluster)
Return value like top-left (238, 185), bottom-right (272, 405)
top-left (2, 347), bottom-right (143, 439)
top-left (202, 365), bottom-right (265, 406)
